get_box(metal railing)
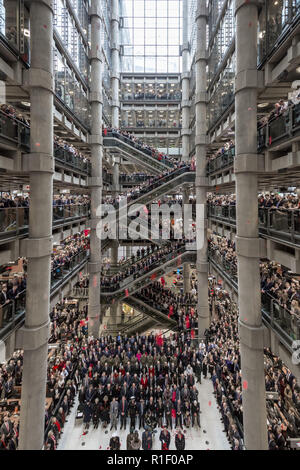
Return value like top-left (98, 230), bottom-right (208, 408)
top-left (206, 102), bottom-right (300, 176)
top-left (0, 205), bottom-right (89, 241)
top-left (0, 111), bottom-right (91, 176)
top-left (103, 132), bottom-right (174, 171)
top-left (208, 249), bottom-right (300, 348)
top-left (0, 251), bottom-right (89, 341)
top-left (208, 205), bottom-right (300, 245)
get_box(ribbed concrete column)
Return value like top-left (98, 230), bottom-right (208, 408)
top-left (18, 0), bottom-right (54, 450)
top-left (195, 1), bottom-right (209, 338)
top-left (235, 0), bottom-right (268, 450)
top-left (181, 0), bottom-right (190, 162)
top-left (111, 0), bottom-right (120, 128)
top-left (110, 241), bottom-right (120, 324)
top-left (183, 188), bottom-right (190, 293)
top-left (113, 160), bottom-right (120, 193)
top-left (88, 1), bottom-right (103, 339)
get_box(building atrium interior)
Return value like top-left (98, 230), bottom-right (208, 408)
top-left (0, 0), bottom-right (299, 452)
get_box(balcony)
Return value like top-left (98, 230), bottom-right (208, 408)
top-left (208, 205), bottom-right (300, 247)
top-left (0, 111), bottom-right (91, 176)
top-left (0, 204), bottom-right (90, 243)
top-left (0, 251), bottom-right (88, 342)
top-left (206, 103), bottom-right (300, 177)
top-left (208, 248), bottom-right (300, 350)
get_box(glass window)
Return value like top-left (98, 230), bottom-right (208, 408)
top-left (168, 29), bottom-right (179, 44)
top-left (134, 56), bottom-right (144, 72)
top-left (157, 29), bottom-right (168, 45)
top-left (134, 28), bottom-right (144, 44)
top-left (134, 0), bottom-right (145, 17)
top-left (145, 29), bottom-right (156, 45)
top-left (157, 1), bottom-right (168, 17)
top-left (145, 0), bottom-right (156, 16)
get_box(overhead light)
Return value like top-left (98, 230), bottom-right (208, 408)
top-left (21, 101), bottom-right (30, 107)
top-left (258, 102), bottom-right (269, 108)
top-left (297, 66), bottom-right (300, 74)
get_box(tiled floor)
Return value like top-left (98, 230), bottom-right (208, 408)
top-left (58, 377), bottom-right (231, 451)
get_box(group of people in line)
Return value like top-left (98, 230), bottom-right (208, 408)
top-left (207, 192), bottom-right (300, 211)
top-left (100, 239), bottom-right (187, 292)
top-left (102, 126), bottom-right (174, 165)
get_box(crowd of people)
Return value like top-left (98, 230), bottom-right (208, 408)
top-left (205, 277), bottom-right (300, 450)
top-left (0, 299), bottom-right (89, 450)
top-left (0, 103), bottom-right (90, 168)
top-left (103, 127), bottom-right (175, 165)
top-left (51, 233), bottom-right (89, 280)
top-left (75, 330), bottom-right (200, 450)
top-left (102, 162), bottom-right (193, 210)
top-left (207, 192), bottom-right (300, 210)
top-left (135, 282), bottom-right (197, 333)
top-left (100, 240), bottom-right (187, 292)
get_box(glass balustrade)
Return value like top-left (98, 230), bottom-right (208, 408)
top-left (0, 205), bottom-right (89, 239)
top-left (0, 251), bottom-right (88, 339)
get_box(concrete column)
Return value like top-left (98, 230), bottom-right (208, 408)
top-left (113, 160), bottom-right (120, 193)
top-left (235, 0), bottom-right (268, 450)
top-left (183, 188), bottom-right (191, 293)
top-left (195, 1), bottom-right (209, 339)
top-left (88, 1), bottom-right (103, 339)
top-left (181, 0), bottom-right (190, 162)
top-left (18, 0), bottom-right (54, 450)
top-left (110, 241), bottom-right (120, 324)
top-left (111, 0), bottom-right (120, 128)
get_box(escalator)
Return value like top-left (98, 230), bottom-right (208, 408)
top-left (124, 296), bottom-right (177, 328)
top-left (101, 245), bottom-right (196, 303)
top-left (103, 131), bottom-right (174, 174)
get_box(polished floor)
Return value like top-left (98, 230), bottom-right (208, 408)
top-left (58, 377), bottom-right (231, 451)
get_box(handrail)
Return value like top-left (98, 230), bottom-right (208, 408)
top-left (0, 110), bottom-right (91, 176)
top-left (0, 205), bottom-right (90, 240)
top-left (208, 205), bottom-right (300, 246)
top-left (208, 249), bottom-right (300, 348)
top-left (0, 252), bottom-right (89, 341)
top-left (206, 102), bottom-right (300, 176)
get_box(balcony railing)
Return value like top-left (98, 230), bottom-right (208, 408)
top-left (0, 111), bottom-right (91, 176)
top-left (0, 251), bottom-right (88, 341)
top-left (0, 205), bottom-right (89, 241)
top-left (207, 103), bottom-right (300, 176)
top-left (208, 248), bottom-right (300, 348)
top-left (208, 205), bottom-right (300, 245)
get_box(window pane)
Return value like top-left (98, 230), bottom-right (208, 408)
top-left (134, 56), bottom-right (144, 72)
top-left (134, 0), bottom-right (145, 17)
top-left (145, 29), bottom-right (156, 45)
top-left (168, 28), bottom-right (179, 44)
top-left (157, 29), bottom-right (167, 45)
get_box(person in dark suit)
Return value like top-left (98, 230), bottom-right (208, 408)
top-left (109, 433), bottom-right (121, 450)
top-left (142, 429), bottom-right (152, 450)
top-left (119, 395), bottom-right (128, 430)
top-left (164, 398), bottom-right (172, 429)
top-left (159, 427), bottom-right (171, 450)
top-left (137, 398), bottom-right (146, 429)
top-left (175, 429), bottom-right (185, 450)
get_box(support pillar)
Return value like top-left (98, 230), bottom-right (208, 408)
top-left (195, 1), bottom-right (209, 338)
top-left (181, 0), bottom-right (191, 162)
top-left (88, 1), bottom-right (103, 339)
top-left (110, 241), bottom-right (121, 325)
top-left (235, 0), bottom-right (268, 450)
top-left (18, 0), bottom-right (54, 450)
top-left (111, 0), bottom-right (120, 128)
top-left (113, 159), bottom-right (120, 193)
top-left (183, 188), bottom-right (190, 293)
